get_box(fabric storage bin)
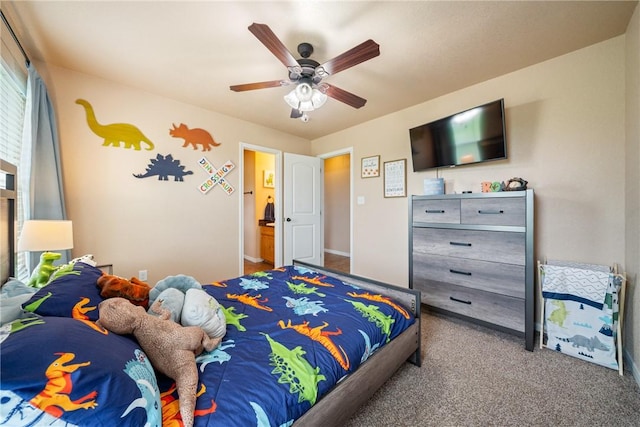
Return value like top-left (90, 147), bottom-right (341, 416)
top-left (538, 260), bottom-right (626, 375)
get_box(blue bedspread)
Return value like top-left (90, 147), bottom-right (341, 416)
top-left (165, 265), bottom-right (415, 426)
top-left (0, 264), bottom-right (415, 426)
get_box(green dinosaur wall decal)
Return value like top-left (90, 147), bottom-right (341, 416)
top-left (76, 99), bottom-right (154, 151)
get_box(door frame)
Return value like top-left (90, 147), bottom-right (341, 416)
top-left (318, 147), bottom-right (353, 273)
top-left (238, 142), bottom-right (282, 276)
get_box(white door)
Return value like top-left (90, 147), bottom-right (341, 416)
top-left (283, 153), bottom-right (323, 266)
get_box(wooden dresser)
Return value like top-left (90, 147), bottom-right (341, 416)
top-left (409, 190), bottom-right (534, 350)
top-left (260, 225), bottom-right (275, 264)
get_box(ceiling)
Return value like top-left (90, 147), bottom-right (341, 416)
top-left (2, 1), bottom-right (637, 140)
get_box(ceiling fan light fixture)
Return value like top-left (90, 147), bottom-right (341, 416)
top-left (295, 81), bottom-right (313, 101)
top-left (284, 89), bottom-right (300, 109)
top-left (298, 99), bottom-right (315, 112)
top-left (311, 88), bottom-right (327, 109)
top-left (284, 84), bottom-right (328, 112)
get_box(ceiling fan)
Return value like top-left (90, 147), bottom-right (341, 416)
top-left (230, 23), bottom-right (380, 121)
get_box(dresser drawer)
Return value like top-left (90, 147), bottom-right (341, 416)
top-left (412, 228), bottom-right (525, 265)
top-left (412, 254), bottom-right (525, 299)
top-left (413, 280), bottom-right (525, 332)
top-left (412, 199), bottom-right (460, 224)
top-left (461, 197), bottom-right (525, 226)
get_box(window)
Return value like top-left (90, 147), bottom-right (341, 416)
top-left (1, 53), bottom-right (28, 281)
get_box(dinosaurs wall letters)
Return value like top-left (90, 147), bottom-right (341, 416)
top-left (198, 157), bottom-right (235, 195)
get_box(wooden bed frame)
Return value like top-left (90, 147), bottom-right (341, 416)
top-left (0, 158), bottom-right (421, 426)
top-left (292, 260), bottom-right (421, 426)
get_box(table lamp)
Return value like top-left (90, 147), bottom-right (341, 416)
top-left (18, 220), bottom-right (74, 287)
top-left (18, 220), bottom-right (74, 252)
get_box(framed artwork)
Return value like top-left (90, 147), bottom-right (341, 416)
top-left (263, 170), bottom-right (275, 188)
top-left (361, 155), bottom-right (380, 178)
top-left (383, 159), bottom-right (407, 198)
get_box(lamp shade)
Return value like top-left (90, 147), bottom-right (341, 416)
top-left (18, 220), bottom-right (74, 252)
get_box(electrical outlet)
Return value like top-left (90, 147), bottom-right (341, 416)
top-left (138, 270), bottom-right (148, 281)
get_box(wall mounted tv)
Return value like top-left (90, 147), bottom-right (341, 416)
top-left (409, 98), bottom-right (507, 172)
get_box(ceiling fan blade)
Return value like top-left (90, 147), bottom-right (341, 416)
top-left (248, 23), bottom-right (300, 69)
top-left (316, 39), bottom-right (380, 77)
top-left (290, 109), bottom-right (303, 119)
top-left (230, 80), bottom-right (289, 92)
top-left (324, 84), bottom-right (367, 109)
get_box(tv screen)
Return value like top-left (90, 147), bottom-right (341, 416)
top-left (409, 99), bottom-right (507, 172)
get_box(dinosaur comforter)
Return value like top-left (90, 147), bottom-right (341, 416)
top-left (0, 263), bottom-right (415, 426)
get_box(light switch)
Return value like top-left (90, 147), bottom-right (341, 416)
top-left (357, 196), bottom-right (365, 205)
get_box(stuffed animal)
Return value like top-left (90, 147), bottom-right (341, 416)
top-left (181, 288), bottom-right (226, 340)
top-left (97, 275), bottom-right (151, 307)
top-left (97, 297), bottom-right (220, 427)
top-left (69, 253), bottom-right (97, 266)
top-left (149, 274), bottom-right (202, 306)
top-left (148, 275), bottom-right (226, 342)
top-left (26, 252), bottom-right (62, 288)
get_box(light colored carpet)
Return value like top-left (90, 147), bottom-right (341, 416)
top-left (345, 310), bottom-right (640, 426)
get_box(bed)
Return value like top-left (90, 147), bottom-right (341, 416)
top-left (0, 161), bottom-right (421, 427)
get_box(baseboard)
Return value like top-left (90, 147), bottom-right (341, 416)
top-left (623, 347), bottom-right (640, 387)
top-left (244, 255), bottom-right (263, 263)
top-left (324, 248), bottom-right (350, 257)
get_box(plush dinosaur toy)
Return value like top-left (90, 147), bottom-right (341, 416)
top-left (97, 297), bottom-right (220, 427)
top-left (97, 275), bottom-right (151, 307)
top-left (27, 252), bottom-right (62, 288)
top-left (148, 275), bottom-right (227, 342)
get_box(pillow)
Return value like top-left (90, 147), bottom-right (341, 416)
top-left (21, 262), bottom-right (105, 320)
top-left (1, 279), bottom-right (37, 326)
top-left (0, 316), bottom-right (161, 427)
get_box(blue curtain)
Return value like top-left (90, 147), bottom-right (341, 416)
top-left (22, 63), bottom-right (69, 269)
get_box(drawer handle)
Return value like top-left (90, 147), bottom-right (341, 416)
top-left (449, 269), bottom-right (472, 276)
top-left (449, 241), bottom-right (471, 247)
top-left (450, 296), bottom-right (472, 305)
top-left (478, 210), bottom-right (504, 215)
top-left (425, 209), bottom-right (445, 214)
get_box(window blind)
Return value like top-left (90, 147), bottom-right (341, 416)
top-left (1, 56), bottom-right (28, 281)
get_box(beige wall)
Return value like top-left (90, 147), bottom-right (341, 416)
top-left (313, 35), bottom-right (638, 377)
top-left (624, 5), bottom-right (639, 381)
top-left (39, 64), bottom-right (309, 284)
top-left (324, 154), bottom-right (350, 255)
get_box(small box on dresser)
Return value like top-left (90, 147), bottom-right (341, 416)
top-left (409, 190), bottom-right (535, 351)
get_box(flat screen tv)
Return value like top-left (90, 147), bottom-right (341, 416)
top-left (409, 98), bottom-right (507, 172)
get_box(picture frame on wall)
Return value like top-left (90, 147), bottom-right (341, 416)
top-left (361, 155), bottom-right (380, 178)
top-left (383, 159), bottom-right (407, 198)
top-left (263, 170), bottom-right (275, 188)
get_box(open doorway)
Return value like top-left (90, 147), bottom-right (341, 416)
top-left (240, 143), bottom-right (280, 275)
top-left (320, 148), bottom-right (352, 274)
top-left (239, 145), bottom-right (352, 275)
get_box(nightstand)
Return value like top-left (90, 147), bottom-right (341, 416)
top-left (96, 264), bottom-right (113, 274)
